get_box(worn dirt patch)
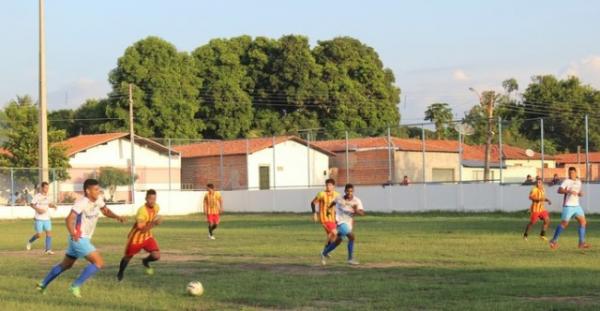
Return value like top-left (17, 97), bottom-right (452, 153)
top-left (232, 262), bottom-right (340, 276)
top-left (523, 296), bottom-right (599, 305)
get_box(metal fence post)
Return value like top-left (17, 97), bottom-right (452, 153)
top-left (306, 132), bottom-right (311, 188)
top-left (245, 138), bottom-right (250, 190)
top-left (498, 117), bottom-right (503, 184)
top-left (345, 131), bottom-right (350, 184)
top-left (585, 115), bottom-right (590, 182)
top-left (52, 169), bottom-right (56, 203)
top-left (272, 136), bottom-right (276, 189)
top-left (387, 127), bottom-right (392, 183)
top-left (540, 118), bottom-right (545, 181)
top-left (458, 130), bottom-right (462, 183)
top-left (167, 138), bottom-right (172, 192)
top-left (10, 168), bottom-right (15, 206)
top-left (219, 140), bottom-right (224, 189)
top-left (421, 124), bottom-right (426, 183)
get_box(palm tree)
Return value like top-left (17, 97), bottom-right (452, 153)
top-left (424, 103), bottom-right (453, 139)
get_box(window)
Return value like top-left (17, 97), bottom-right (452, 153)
top-left (432, 168), bottom-right (454, 182)
top-left (259, 166), bottom-right (270, 190)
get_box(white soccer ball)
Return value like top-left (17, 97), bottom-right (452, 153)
top-left (186, 281), bottom-right (204, 296)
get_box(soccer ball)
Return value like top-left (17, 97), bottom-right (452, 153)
top-left (186, 281), bottom-right (204, 296)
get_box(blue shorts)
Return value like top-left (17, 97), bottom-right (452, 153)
top-left (66, 237), bottom-right (96, 259)
top-left (561, 206), bottom-right (585, 221)
top-left (34, 220), bottom-right (52, 233)
top-left (337, 223), bottom-right (352, 237)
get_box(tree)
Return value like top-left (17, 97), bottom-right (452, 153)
top-left (424, 103), bottom-right (453, 139)
top-left (105, 36), bottom-right (203, 139)
top-left (96, 167), bottom-right (136, 202)
top-left (0, 96), bottom-right (70, 184)
top-left (49, 99), bottom-right (110, 137)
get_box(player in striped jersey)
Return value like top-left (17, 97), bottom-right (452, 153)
top-left (117, 189), bottom-right (162, 281)
top-left (204, 184), bottom-right (223, 240)
top-left (311, 179), bottom-right (340, 260)
top-left (523, 177), bottom-right (551, 241)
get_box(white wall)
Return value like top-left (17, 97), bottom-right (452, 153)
top-left (4, 183), bottom-right (600, 219)
top-left (247, 140), bottom-right (330, 189)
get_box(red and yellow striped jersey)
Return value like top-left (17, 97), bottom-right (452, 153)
top-left (127, 204), bottom-right (160, 245)
top-left (529, 187), bottom-right (546, 213)
top-left (204, 191), bottom-right (222, 215)
top-left (314, 191), bottom-right (339, 223)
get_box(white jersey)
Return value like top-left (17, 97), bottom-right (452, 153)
top-left (334, 195), bottom-right (364, 229)
top-left (72, 196), bottom-right (105, 239)
top-left (31, 193), bottom-right (51, 220)
top-left (560, 178), bottom-right (582, 207)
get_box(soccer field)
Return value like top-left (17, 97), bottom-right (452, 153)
top-left (1, 213), bottom-right (600, 310)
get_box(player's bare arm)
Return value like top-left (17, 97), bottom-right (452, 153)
top-left (311, 197), bottom-right (319, 222)
top-left (65, 211), bottom-right (79, 241)
top-left (100, 206), bottom-right (126, 223)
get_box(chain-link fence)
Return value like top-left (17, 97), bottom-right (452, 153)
top-left (2, 116), bottom-right (599, 207)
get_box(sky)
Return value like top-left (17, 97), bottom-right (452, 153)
top-left (1, 0), bottom-right (599, 124)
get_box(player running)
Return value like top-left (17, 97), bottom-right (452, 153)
top-left (37, 179), bottom-right (126, 298)
top-left (311, 179), bottom-right (340, 260)
top-left (549, 167), bottom-right (590, 250)
top-left (523, 177), bottom-right (551, 241)
top-left (321, 184), bottom-right (365, 265)
top-left (27, 182), bottom-right (57, 254)
top-left (117, 189), bottom-right (162, 281)
top-left (204, 183), bottom-right (223, 240)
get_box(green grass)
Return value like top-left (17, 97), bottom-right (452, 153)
top-left (1, 212), bottom-right (600, 310)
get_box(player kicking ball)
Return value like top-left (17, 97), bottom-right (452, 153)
top-left (312, 179), bottom-right (340, 263)
top-left (27, 181), bottom-right (58, 254)
top-left (117, 189), bottom-right (162, 281)
top-left (549, 167), bottom-right (590, 250)
top-left (321, 184), bottom-right (365, 265)
top-left (36, 179), bottom-right (126, 298)
top-left (204, 184), bottom-right (223, 240)
top-left (523, 177), bottom-right (551, 241)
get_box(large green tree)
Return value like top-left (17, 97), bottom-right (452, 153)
top-left (424, 103), bottom-right (453, 139)
top-left (105, 36), bottom-right (203, 138)
top-left (0, 96), bottom-right (70, 182)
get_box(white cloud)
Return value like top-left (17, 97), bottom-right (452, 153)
top-left (561, 56), bottom-right (600, 88)
top-left (452, 69), bottom-right (470, 81)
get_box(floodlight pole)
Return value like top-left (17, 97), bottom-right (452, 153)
top-left (38, 0), bottom-right (49, 183)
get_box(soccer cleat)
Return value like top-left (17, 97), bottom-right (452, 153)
top-left (117, 271), bottom-right (124, 282)
top-left (539, 235), bottom-right (548, 241)
top-left (69, 286), bottom-right (82, 298)
top-left (578, 242), bottom-right (591, 249)
top-left (347, 259), bottom-right (360, 266)
top-left (26, 242), bottom-right (32, 251)
top-left (44, 250), bottom-right (55, 255)
top-left (549, 241), bottom-right (559, 250)
top-left (523, 235), bottom-right (528, 241)
top-left (36, 283), bottom-right (46, 295)
top-left (320, 253), bottom-right (328, 266)
top-left (209, 235), bottom-right (216, 240)
top-left (145, 267), bottom-right (155, 276)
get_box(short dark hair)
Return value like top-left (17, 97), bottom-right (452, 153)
top-left (146, 189), bottom-right (157, 197)
top-left (344, 183), bottom-right (354, 191)
top-left (568, 167), bottom-right (577, 172)
top-left (83, 179), bottom-right (99, 191)
top-left (206, 183), bottom-right (215, 189)
top-left (325, 178), bottom-right (335, 185)
top-left (40, 181), bottom-right (49, 187)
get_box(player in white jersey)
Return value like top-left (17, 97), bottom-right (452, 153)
top-left (321, 184), bottom-right (365, 265)
top-left (27, 182), bottom-right (57, 254)
top-left (37, 179), bottom-right (127, 298)
top-left (549, 167), bottom-right (590, 250)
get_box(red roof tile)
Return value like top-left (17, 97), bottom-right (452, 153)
top-left (312, 137), bottom-right (459, 153)
top-left (58, 133), bottom-right (177, 157)
top-left (174, 136), bottom-right (335, 158)
top-left (554, 152), bottom-right (600, 163)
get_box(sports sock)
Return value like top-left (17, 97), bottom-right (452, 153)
top-left (29, 235), bottom-right (38, 243)
top-left (540, 230), bottom-right (546, 237)
top-left (347, 240), bottom-right (355, 260)
top-left (142, 255), bottom-right (158, 268)
top-left (45, 236), bottom-right (52, 251)
top-left (118, 258), bottom-right (129, 276)
top-left (72, 264), bottom-right (100, 287)
top-left (578, 226), bottom-right (586, 244)
top-left (41, 264), bottom-right (65, 287)
top-left (208, 224), bottom-right (213, 236)
top-left (551, 225), bottom-right (564, 242)
top-left (323, 241), bottom-right (339, 256)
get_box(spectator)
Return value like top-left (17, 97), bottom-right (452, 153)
top-left (23, 189), bottom-right (33, 205)
top-left (10, 192), bottom-right (20, 205)
top-left (522, 175), bottom-right (534, 185)
top-left (400, 176), bottom-right (410, 186)
top-left (550, 174), bottom-right (561, 186)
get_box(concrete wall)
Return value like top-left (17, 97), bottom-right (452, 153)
top-left (395, 151), bottom-right (460, 183)
top-left (5, 183), bottom-right (600, 219)
top-left (180, 154), bottom-right (247, 190)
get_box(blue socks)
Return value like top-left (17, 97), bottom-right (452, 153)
top-left (72, 264), bottom-right (100, 287)
top-left (45, 236), bottom-right (52, 251)
top-left (323, 242), bottom-right (339, 256)
top-left (347, 240), bottom-right (354, 260)
top-left (551, 225), bottom-right (564, 242)
top-left (41, 264), bottom-right (65, 287)
top-left (578, 226), bottom-right (586, 244)
top-left (28, 235), bottom-right (38, 243)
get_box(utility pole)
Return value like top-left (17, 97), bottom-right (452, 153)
top-left (38, 0), bottom-right (49, 183)
top-left (129, 84), bottom-right (136, 203)
top-left (470, 88), bottom-right (495, 182)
